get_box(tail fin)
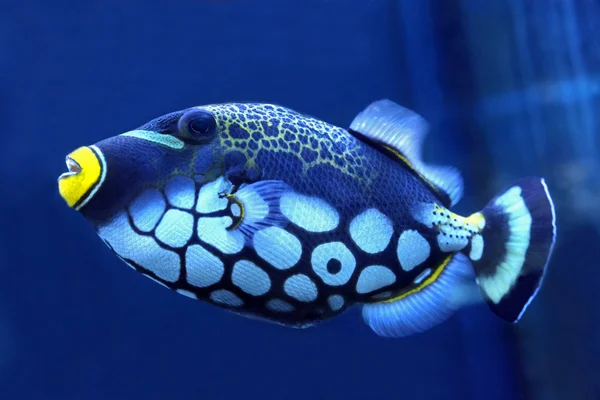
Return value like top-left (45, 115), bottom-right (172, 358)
top-left (465, 177), bottom-right (556, 322)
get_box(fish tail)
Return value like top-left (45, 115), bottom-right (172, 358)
top-left (464, 177), bottom-right (556, 323)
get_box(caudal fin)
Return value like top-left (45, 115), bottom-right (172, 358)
top-left (466, 177), bottom-right (556, 322)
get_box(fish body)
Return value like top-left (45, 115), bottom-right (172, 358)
top-left (58, 100), bottom-right (557, 337)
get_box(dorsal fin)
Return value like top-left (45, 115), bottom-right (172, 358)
top-left (349, 99), bottom-right (463, 207)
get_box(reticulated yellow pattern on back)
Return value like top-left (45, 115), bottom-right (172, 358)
top-left (204, 103), bottom-right (376, 182)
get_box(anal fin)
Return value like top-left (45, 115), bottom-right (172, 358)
top-left (362, 253), bottom-right (478, 338)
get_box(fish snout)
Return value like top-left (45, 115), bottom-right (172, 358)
top-left (58, 146), bottom-right (106, 210)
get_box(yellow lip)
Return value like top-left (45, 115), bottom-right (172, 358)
top-left (58, 145), bottom-right (106, 210)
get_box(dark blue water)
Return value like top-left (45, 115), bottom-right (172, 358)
top-left (2, 1), bottom-right (599, 399)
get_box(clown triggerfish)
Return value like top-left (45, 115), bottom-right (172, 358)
top-left (58, 99), bottom-right (556, 337)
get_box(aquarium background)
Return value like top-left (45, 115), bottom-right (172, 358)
top-left (1, 0), bottom-right (599, 399)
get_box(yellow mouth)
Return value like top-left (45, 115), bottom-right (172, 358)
top-left (58, 145), bottom-right (106, 210)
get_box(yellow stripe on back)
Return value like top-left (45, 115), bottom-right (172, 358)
top-left (382, 144), bottom-right (444, 197)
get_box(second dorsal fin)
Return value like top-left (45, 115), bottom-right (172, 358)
top-left (349, 99), bottom-right (464, 207)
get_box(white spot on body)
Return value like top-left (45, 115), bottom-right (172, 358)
top-left (414, 268), bottom-right (431, 284)
top-left (253, 227), bottom-right (302, 270)
top-left (414, 203), bottom-right (483, 231)
top-left (177, 289), bottom-right (197, 299)
top-left (231, 203), bottom-right (241, 217)
top-left (397, 230), bottom-right (431, 271)
top-left (412, 203), bottom-right (484, 253)
top-left (155, 209), bottom-right (194, 248)
top-left (196, 177), bottom-right (228, 214)
top-left (284, 274), bottom-right (318, 302)
top-left (437, 227), bottom-right (469, 252)
top-left (470, 234), bottom-right (484, 261)
top-left (356, 265), bottom-right (397, 294)
top-left (165, 176), bottom-right (196, 210)
top-left (349, 208), bottom-right (394, 254)
top-left (197, 217), bottom-right (245, 254)
top-left (280, 192), bottom-right (339, 232)
top-left (98, 212), bottom-right (180, 282)
top-left (327, 295), bottom-right (345, 311)
top-left (185, 245), bottom-right (224, 288)
top-left (370, 291), bottom-right (392, 301)
top-left (267, 299), bottom-right (295, 313)
top-left (232, 260), bottom-right (271, 296)
top-left (311, 242), bottom-right (356, 286)
top-left (210, 290), bottom-right (243, 307)
top-left (129, 189), bottom-right (166, 232)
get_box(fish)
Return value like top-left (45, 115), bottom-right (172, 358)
top-left (57, 99), bottom-right (557, 337)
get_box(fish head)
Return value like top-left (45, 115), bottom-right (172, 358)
top-left (58, 106), bottom-right (233, 224)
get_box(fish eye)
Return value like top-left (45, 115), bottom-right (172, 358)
top-left (177, 109), bottom-right (217, 142)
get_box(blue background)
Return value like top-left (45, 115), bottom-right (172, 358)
top-left (2, 1), bottom-right (599, 399)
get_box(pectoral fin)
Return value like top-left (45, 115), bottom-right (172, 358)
top-left (225, 180), bottom-right (292, 242)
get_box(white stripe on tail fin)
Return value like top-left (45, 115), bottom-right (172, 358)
top-left (466, 177), bottom-right (556, 322)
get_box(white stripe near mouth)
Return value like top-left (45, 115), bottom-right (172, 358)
top-left (58, 156), bottom-right (82, 181)
top-left (74, 145), bottom-right (107, 211)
